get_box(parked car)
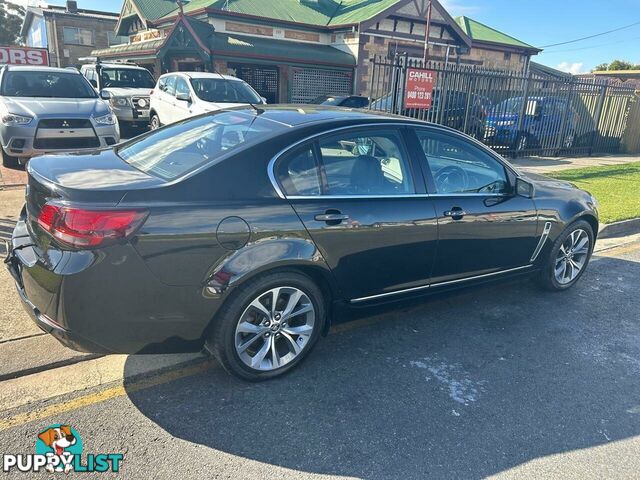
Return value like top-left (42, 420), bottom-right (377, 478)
top-left (484, 96), bottom-right (578, 151)
top-left (6, 106), bottom-right (599, 380)
top-left (80, 62), bottom-right (155, 128)
top-left (371, 89), bottom-right (491, 139)
top-left (310, 95), bottom-right (370, 108)
top-left (0, 65), bottom-right (119, 167)
top-left (149, 72), bottom-right (265, 129)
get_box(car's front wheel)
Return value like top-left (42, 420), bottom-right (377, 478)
top-left (206, 271), bottom-right (325, 381)
top-left (150, 113), bottom-right (161, 130)
top-left (537, 220), bottom-right (594, 291)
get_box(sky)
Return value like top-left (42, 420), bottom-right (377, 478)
top-left (14, 0), bottom-right (640, 73)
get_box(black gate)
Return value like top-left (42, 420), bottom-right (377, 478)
top-left (228, 63), bottom-right (279, 104)
top-left (368, 55), bottom-right (638, 157)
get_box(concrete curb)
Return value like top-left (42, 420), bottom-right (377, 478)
top-left (599, 218), bottom-right (640, 239)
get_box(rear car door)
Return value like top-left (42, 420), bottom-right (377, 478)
top-left (274, 125), bottom-right (439, 301)
top-left (412, 127), bottom-right (539, 284)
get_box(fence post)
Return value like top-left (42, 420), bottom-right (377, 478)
top-left (513, 71), bottom-right (532, 156)
top-left (555, 77), bottom-right (575, 153)
top-left (462, 68), bottom-right (476, 134)
top-left (589, 83), bottom-right (607, 156)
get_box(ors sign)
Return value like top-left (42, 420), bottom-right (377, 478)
top-left (0, 46), bottom-right (49, 66)
top-left (404, 68), bottom-right (437, 109)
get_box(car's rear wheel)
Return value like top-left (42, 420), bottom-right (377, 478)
top-left (206, 271), bottom-right (325, 381)
top-left (150, 113), bottom-right (161, 130)
top-left (1, 149), bottom-right (19, 168)
top-left (537, 220), bottom-right (594, 291)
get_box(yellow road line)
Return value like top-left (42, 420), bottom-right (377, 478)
top-left (0, 361), bottom-right (213, 432)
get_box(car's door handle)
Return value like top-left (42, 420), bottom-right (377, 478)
top-left (444, 208), bottom-right (467, 219)
top-left (314, 212), bottom-right (349, 224)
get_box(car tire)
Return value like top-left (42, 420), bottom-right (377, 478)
top-left (150, 113), bottom-right (161, 130)
top-left (536, 220), bottom-right (594, 291)
top-left (205, 271), bottom-right (326, 381)
top-left (1, 149), bottom-right (19, 168)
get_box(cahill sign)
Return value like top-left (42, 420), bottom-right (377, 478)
top-left (0, 46), bottom-right (49, 66)
top-left (404, 67), bottom-right (437, 109)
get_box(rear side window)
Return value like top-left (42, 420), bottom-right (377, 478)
top-left (276, 147), bottom-right (322, 196)
top-left (117, 111), bottom-right (286, 181)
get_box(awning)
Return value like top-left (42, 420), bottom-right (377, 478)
top-left (211, 33), bottom-right (356, 69)
top-left (92, 39), bottom-right (164, 59)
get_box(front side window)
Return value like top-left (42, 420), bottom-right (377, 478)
top-left (190, 79), bottom-right (262, 104)
top-left (63, 27), bottom-right (94, 46)
top-left (0, 71), bottom-right (96, 98)
top-left (118, 111), bottom-right (286, 181)
top-left (161, 75), bottom-right (176, 95)
top-left (416, 130), bottom-right (510, 195)
top-left (175, 77), bottom-right (190, 97)
top-left (318, 130), bottom-right (414, 195)
top-left (100, 68), bottom-right (155, 89)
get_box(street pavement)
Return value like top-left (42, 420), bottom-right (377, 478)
top-left (0, 238), bottom-right (638, 479)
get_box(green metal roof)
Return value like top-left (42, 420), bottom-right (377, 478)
top-left (455, 16), bottom-right (539, 50)
top-left (131, 0), bottom-right (178, 20)
top-left (162, 0), bottom-right (400, 26)
top-left (212, 32), bottom-right (355, 66)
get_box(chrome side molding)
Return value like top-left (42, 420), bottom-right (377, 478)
top-left (530, 222), bottom-right (552, 262)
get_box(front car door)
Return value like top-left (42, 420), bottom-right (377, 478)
top-left (273, 125), bottom-right (439, 301)
top-left (173, 76), bottom-right (193, 122)
top-left (412, 127), bottom-right (539, 284)
top-left (157, 75), bottom-right (177, 124)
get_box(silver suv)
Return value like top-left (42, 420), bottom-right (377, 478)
top-left (0, 65), bottom-right (120, 167)
top-left (80, 62), bottom-right (155, 128)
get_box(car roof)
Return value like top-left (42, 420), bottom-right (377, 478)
top-left (220, 104), bottom-right (432, 129)
top-left (2, 65), bottom-right (81, 75)
top-left (162, 72), bottom-right (243, 82)
top-left (90, 63), bottom-right (147, 70)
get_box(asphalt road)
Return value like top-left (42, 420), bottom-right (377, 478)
top-left (0, 239), bottom-right (638, 479)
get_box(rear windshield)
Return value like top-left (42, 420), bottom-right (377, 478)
top-left (190, 78), bottom-right (262, 104)
top-left (117, 111), bottom-right (285, 180)
top-left (100, 68), bottom-right (155, 89)
top-left (1, 71), bottom-right (97, 98)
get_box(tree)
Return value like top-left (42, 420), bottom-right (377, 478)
top-left (593, 60), bottom-right (640, 72)
top-left (0, 1), bottom-right (26, 46)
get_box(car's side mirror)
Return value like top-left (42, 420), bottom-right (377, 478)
top-left (99, 90), bottom-right (110, 100)
top-left (176, 92), bottom-right (191, 102)
top-left (260, 96), bottom-right (268, 104)
top-left (516, 177), bottom-right (534, 198)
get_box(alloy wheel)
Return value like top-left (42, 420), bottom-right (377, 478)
top-left (554, 228), bottom-right (590, 285)
top-left (150, 116), bottom-right (160, 130)
top-left (234, 286), bottom-right (315, 371)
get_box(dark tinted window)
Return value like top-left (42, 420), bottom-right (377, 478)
top-left (1, 71), bottom-right (96, 98)
top-left (318, 129), bottom-right (414, 195)
top-left (118, 111), bottom-right (286, 180)
top-left (190, 79), bottom-right (262, 104)
top-left (340, 97), bottom-right (369, 108)
top-left (276, 147), bottom-right (321, 196)
top-left (416, 130), bottom-right (509, 194)
top-left (100, 68), bottom-right (154, 89)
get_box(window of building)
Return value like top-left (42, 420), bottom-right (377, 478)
top-left (108, 31), bottom-right (128, 46)
top-left (63, 27), bottom-right (94, 46)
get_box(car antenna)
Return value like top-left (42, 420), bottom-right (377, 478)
top-left (211, 67), bottom-right (264, 115)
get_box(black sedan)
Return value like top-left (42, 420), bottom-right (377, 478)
top-left (310, 95), bottom-right (370, 108)
top-left (6, 106), bottom-right (599, 380)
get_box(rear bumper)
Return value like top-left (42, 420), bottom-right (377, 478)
top-left (5, 216), bottom-right (214, 354)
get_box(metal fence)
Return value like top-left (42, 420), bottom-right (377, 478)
top-left (367, 55), bottom-right (639, 157)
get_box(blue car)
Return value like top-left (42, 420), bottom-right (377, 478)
top-left (484, 96), bottom-right (578, 151)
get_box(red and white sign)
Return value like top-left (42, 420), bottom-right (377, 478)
top-left (0, 46), bottom-right (49, 66)
top-left (404, 68), bottom-right (437, 109)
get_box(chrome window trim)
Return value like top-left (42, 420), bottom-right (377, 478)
top-left (529, 221), bottom-right (553, 262)
top-left (267, 121), bottom-right (519, 200)
top-left (350, 264), bottom-right (533, 304)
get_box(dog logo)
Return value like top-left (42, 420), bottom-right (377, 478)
top-left (36, 425), bottom-right (82, 473)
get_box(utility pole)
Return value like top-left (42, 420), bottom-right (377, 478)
top-left (422, 0), bottom-right (432, 63)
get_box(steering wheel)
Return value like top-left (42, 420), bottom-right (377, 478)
top-left (434, 165), bottom-right (469, 194)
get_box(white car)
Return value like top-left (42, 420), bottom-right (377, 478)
top-left (149, 72), bottom-right (265, 129)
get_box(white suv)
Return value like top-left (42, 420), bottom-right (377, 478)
top-left (149, 72), bottom-right (265, 128)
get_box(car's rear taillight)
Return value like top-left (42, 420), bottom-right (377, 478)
top-left (37, 203), bottom-right (148, 248)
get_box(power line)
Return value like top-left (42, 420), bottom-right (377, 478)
top-left (540, 19), bottom-right (640, 48)
top-left (544, 35), bottom-right (640, 53)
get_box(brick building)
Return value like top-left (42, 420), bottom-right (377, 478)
top-left (21, 1), bottom-right (127, 68)
top-left (92, 0), bottom-right (541, 101)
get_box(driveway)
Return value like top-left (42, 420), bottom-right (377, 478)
top-left (0, 239), bottom-right (639, 479)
